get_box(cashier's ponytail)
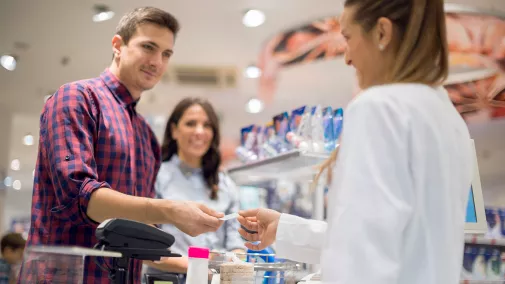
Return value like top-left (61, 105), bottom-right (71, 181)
top-left (313, 144), bottom-right (340, 189)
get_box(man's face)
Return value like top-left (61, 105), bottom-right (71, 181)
top-left (115, 23), bottom-right (174, 98)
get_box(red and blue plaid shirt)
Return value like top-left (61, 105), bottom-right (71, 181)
top-left (21, 69), bottom-right (161, 284)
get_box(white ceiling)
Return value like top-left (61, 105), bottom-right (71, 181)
top-left (0, 0), bottom-right (504, 200)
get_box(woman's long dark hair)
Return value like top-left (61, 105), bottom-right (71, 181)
top-left (161, 97), bottom-right (221, 200)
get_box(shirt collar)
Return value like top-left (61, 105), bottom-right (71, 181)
top-left (172, 155), bottom-right (203, 177)
top-left (100, 68), bottom-right (138, 108)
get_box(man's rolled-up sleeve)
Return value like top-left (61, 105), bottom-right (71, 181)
top-left (42, 83), bottom-right (111, 226)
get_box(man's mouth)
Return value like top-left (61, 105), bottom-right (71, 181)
top-left (142, 70), bottom-right (156, 77)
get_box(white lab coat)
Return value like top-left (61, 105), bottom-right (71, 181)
top-left (275, 83), bottom-right (473, 284)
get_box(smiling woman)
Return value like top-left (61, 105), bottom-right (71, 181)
top-left (145, 98), bottom-right (245, 278)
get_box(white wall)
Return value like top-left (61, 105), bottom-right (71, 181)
top-left (0, 106), bottom-right (12, 234)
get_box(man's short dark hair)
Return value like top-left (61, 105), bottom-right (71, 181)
top-left (1, 233), bottom-right (26, 253)
top-left (116, 7), bottom-right (180, 45)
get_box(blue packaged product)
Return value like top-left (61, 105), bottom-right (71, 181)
top-left (333, 108), bottom-right (344, 142)
top-left (247, 246), bottom-right (276, 284)
top-left (288, 106), bottom-right (306, 133)
top-left (272, 113), bottom-right (291, 153)
top-left (273, 112), bottom-right (290, 142)
top-left (498, 209), bottom-right (505, 237)
top-left (323, 106), bottom-right (335, 152)
top-left (240, 125), bottom-right (255, 147)
top-left (236, 125), bottom-right (258, 162)
top-left (463, 245), bottom-right (478, 274)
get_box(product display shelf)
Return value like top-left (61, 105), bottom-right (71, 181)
top-left (226, 149), bottom-right (329, 185)
top-left (460, 281), bottom-right (505, 283)
top-left (465, 235), bottom-right (505, 247)
top-left (226, 149), bottom-right (330, 221)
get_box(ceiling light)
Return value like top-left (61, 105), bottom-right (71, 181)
top-left (245, 98), bottom-right (264, 114)
top-left (0, 55), bottom-right (17, 71)
top-left (244, 65), bottom-right (261, 78)
top-left (13, 180), bottom-right (21, 190)
top-left (93, 11), bottom-right (115, 22)
top-left (93, 5), bottom-right (114, 22)
top-left (11, 159), bottom-right (20, 171)
top-left (242, 9), bottom-right (265, 27)
top-left (4, 177), bottom-right (12, 187)
top-left (23, 134), bottom-right (34, 146)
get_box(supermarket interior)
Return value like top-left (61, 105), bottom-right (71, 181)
top-left (0, 0), bottom-right (505, 283)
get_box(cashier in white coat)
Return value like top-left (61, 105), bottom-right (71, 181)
top-left (238, 0), bottom-right (474, 283)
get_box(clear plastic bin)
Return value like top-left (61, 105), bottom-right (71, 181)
top-left (18, 246), bottom-right (121, 284)
top-left (209, 251), bottom-right (306, 284)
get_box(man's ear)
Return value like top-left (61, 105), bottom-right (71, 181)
top-left (112, 35), bottom-right (124, 59)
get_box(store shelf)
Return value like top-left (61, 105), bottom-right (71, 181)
top-left (465, 235), bottom-right (505, 247)
top-left (225, 149), bottom-right (329, 185)
top-left (460, 281), bottom-right (505, 283)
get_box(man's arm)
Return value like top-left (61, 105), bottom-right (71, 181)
top-left (43, 85), bottom-right (223, 236)
top-left (87, 188), bottom-right (176, 226)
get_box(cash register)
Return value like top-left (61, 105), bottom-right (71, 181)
top-left (95, 218), bottom-right (181, 284)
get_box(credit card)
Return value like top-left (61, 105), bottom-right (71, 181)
top-left (219, 213), bottom-right (239, 221)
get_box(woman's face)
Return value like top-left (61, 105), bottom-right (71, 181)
top-left (172, 104), bottom-right (214, 162)
top-left (340, 5), bottom-right (391, 89)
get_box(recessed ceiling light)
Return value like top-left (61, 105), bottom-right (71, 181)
top-left (93, 11), bottom-right (115, 22)
top-left (242, 9), bottom-right (265, 27)
top-left (0, 55), bottom-right (17, 71)
top-left (4, 176), bottom-right (12, 187)
top-left (244, 65), bottom-right (262, 79)
top-left (245, 98), bottom-right (264, 114)
top-left (93, 5), bottom-right (114, 22)
top-left (13, 180), bottom-right (21, 190)
top-left (23, 134), bottom-right (34, 146)
top-left (11, 159), bottom-right (20, 171)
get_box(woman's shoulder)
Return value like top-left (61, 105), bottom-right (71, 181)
top-left (350, 83), bottom-right (438, 113)
top-left (357, 83), bottom-right (437, 102)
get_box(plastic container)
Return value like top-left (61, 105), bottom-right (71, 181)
top-left (209, 251), bottom-right (304, 284)
top-left (187, 246), bottom-right (210, 284)
top-left (18, 246), bottom-right (121, 284)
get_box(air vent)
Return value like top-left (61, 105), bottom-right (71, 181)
top-left (161, 65), bottom-right (237, 89)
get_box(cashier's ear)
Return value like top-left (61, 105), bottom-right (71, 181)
top-left (112, 35), bottom-right (123, 60)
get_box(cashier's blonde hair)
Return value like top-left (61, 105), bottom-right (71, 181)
top-left (314, 0), bottom-right (449, 186)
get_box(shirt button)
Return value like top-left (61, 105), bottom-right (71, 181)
top-left (65, 155), bottom-right (70, 161)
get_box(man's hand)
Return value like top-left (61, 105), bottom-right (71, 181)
top-left (167, 201), bottom-right (224, 237)
top-left (237, 208), bottom-right (281, 251)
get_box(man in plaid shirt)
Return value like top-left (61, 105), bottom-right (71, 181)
top-left (20, 7), bottom-right (224, 284)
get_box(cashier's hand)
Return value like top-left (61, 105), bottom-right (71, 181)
top-left (170, 201), bottom-right (224, 237)
top-left (237, 208), bottom-right (281, 251)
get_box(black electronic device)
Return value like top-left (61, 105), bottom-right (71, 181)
top-left (95, 218), bottom-right (181, 284)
